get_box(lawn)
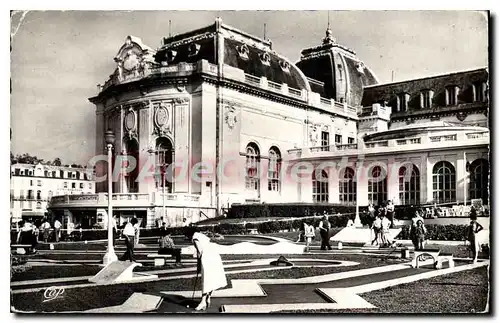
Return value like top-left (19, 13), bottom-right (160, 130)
top-left (279, 266), bottom-right (490, 314)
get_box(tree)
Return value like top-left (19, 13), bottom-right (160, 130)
top-left (10, 152), bottom-right (16, 165)
top-left (15, 153), bottom-right (43, 165)
top-left (52, 158), bottom-right (62, 166)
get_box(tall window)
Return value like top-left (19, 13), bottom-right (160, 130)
top-left (64, 182), bottom-right (68, 189)
top-left (36, 190), bottom-right (41, 200)
top-left (60, 170), bottom-right (64, 178)
top-left (420, 90), bottom-right (432, 108)
top-left (348, 137), bottom-right (355, 144)
top-left (19, 189), bottom-right (24, 199)
top-left (36, 202), bottom-right (42, 209)
top-left (76, 171), bottom-right (80, 180)
top-left (321, 131), bottom-right (330, 151)
top-left (446, 86), bottom-right (458, 106)
top-left (469, 159), bottom-right (489, 204)
top-left (397, 93), bottom-right (409, 112)
top-left (245, 143), bottom-right (260, 191)
top-left (37, 180), bottom-right (42, 186)
top-left (312, 169), bottom-right (329, 203)
top-left (473, 82), bottom-right (486, 102)
top-left (399, 164), bottom-right (420, 205)
top-left (27, 190), bottom-right (33, 199)
top-left (156, 137), bottom-right (174, 193)
top-left (126, 139), bottom-right (140, 193)
top-left (267, 147), bottom-right (281, 192)
top-left (432, 161), bottom-right (456, 203)
top-left (335, 134), bottom-right (342, 145)
top-left (368, 166), bottom-right (387, 206)
top-left (15, 168), bottom-right (20, 176)
top-left (72, 183), bottom-right (76, 189)
top-left (339, 167), bottom-right (356, 205)
top-left (52, 171), bottom-right (56, 177)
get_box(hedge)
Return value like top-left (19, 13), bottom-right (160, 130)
top-left (395, 224), bottom-right (471, 241)
top-left (227, 203), bottom-right (455, 220)
top-left (10, 222), bottom-right (476, 243)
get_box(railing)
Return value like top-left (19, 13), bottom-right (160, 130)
top-left (267, 80), bottom-right (282, 91)
top-left (467, 132), bottom-right (488, 139)
top-left (111, 193), bottom-right (149, 201)
top-left (397, 140), bottom-right (407, 145)
top-left (244, 74), bottom-right (261, 86)
top-left (288, 87), bottom-right (302, 98)
top-left (320, 97), bottom-right (331, 105)
top-left (430, 134), bottom-right (457, 143)
top-left (160, 193), bottom-right (201, 202)
top-left (337, 143), bottom-right (358, 150)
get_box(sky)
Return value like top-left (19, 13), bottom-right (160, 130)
top-left (10, 10), bottom-right (488, 165)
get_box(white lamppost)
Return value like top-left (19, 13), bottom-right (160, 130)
top-left (354, 158), bottom-right (363, 228)
top-left (103, 129), bottom-right (118, 265)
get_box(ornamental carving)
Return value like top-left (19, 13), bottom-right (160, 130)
top-left (456, 112), bottom-right (468, 122)
top-left (154, 102), bottom-right (171, 136)
top-left (114, 36), bottom-right (155, 83)
top-left (309, 125), bottom-right (320, 146)
top-left (174, 97), bottom-right (189, 105)
top-left (124, 108), bottom-right (137, 132)
top-left (225, 105), bottom-right (238, 130)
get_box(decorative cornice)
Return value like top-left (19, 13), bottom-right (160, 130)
top-left (161, 32), bottom-right (216, 50)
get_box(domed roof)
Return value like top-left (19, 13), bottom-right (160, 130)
top-left (364, 121), bottom-right (489, 142)
top-left (296, 28), bottom-right (379, 106)
top-left (155, 20), bottom-right (310, 91)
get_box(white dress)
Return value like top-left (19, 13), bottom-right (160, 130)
top-left (193, 232), bottom-right (227, 294)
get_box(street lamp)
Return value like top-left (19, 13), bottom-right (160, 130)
top-left (103, 129), bottom-right (118, 265)
top-left (354, 158), bottom-right (363, 227)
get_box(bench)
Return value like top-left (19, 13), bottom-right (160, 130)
top-left (147, 254), bottom-right (172, 267)
top-left (436, 253), bottom-right (454, 269)
top-left (412, 249), bottom-right (440, 269)
top-left (11, 244), bottom-right (33, 255)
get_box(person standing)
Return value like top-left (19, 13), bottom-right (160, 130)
top-left (371, 215), bottom-right (382, 246)
top-left (467, 215), bottom-right (484, 264)
top-left (133, 218), bottom-right (141, 246)
top-left (41, 219), bottom-right (51, 243)
top-left (189, 229), bottom-right (227, 311)
top-left (414, 220), bottom-right (427, 251)
top-left (318, 215), bottom-right (332, 250)
top-left (303, 222), bottom-right (315, 252)
top-left (54, 218), bottom-right (62, 243)
top-left (386, 200), bottom-right (395, 228)
top-left (119, 218), bottom-right (137, 262)
top-left (380, 215), bottom-right (391, 247)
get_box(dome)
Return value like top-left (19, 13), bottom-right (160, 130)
top-left (296, 29), bottom-right (379, 106)
top-left (155, 20), bottom-right (310, 91)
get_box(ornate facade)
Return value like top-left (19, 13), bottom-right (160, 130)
top-left (48, 19), bottom-right (489, 228)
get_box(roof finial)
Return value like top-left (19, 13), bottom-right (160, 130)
top-left (323, 11), bottom-right (335, 45)
top-left (169, 20), bottom-right (172, 38)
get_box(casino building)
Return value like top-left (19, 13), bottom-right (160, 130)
top-left (48, 18), bottom-right (489, 228)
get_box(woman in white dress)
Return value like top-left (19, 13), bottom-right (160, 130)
top-left (191, 230), bottom-right (227, 311)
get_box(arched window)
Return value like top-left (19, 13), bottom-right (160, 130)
top-left (432, 161), bottom-right (456, 203)
top-left (36, 190), bottom-right (42, 200)
top-left (245, 143), bottom-right (260, 191)
top-left (48, 190), bottom-right (53, 199)
top-left (312, 169), bottom-right (329, 203)
top-left (368, 166), bottom-right (387, 206)
top-left (339, 167), bottom-right (356, 205)
top-left (156, 137), bottom-right (174, 193)
top-left (469, 159), bottom-right (489, 204)
top-left (36, 202), bottom-right (42, 209)
top-left (399, 164), bottom-right (420, 205)
top-left (268, 147), bottom-right (281, 192)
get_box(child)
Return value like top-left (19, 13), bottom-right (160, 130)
top-left (371, 216), bottom-right (382, 246)
top-left (303, 222), bottom-right (315, 252)
top-left (415, 220), bottom-right (427, 250)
